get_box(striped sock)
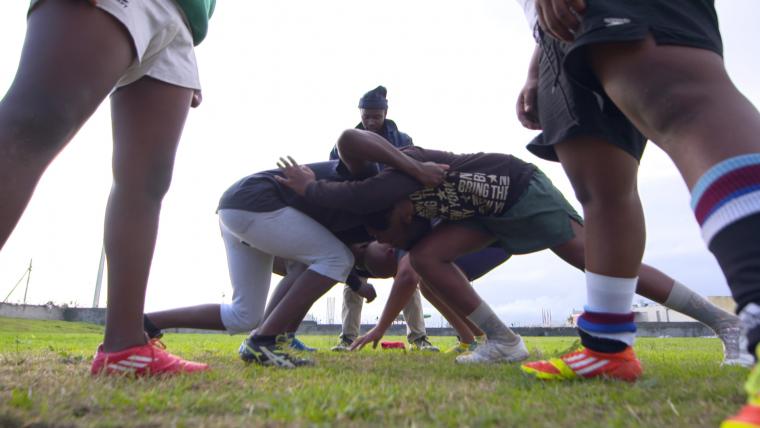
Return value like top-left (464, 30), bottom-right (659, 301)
top-left (692, 155), bottom-right (760, 352)
top-left (691, 154), bottom-right (760, 246)
top-left (578, 272), bottom-right (637, 353)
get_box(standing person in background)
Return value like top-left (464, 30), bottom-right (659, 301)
top-left (329, 86), bottom-right (438, 352)
top-left (0, 0), bottom-right (215, 376)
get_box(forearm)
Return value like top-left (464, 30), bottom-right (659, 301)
top-left (304, 172), bottom-right (421, 214)
top-left (375, 274), bottom-right (420, 332)
top-left (336, 129), bottom-right (422, 178)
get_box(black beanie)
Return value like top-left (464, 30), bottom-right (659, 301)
top-left (358, 85), bottom-right (388, 109)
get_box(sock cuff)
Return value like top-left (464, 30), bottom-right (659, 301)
top-left (663, 280), bottom-right (690, 308)
top-left (690, 155), bottom-right (760, 245)
top-left (467, 301), bottom-right (495, 326)
top-left (586, 271), bottom-right (637, 314)
top-left (691, 154), bottom-right (760, 208)
top-left (586, 271), bottom-right (637, 295)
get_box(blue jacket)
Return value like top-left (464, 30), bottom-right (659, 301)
top-left (329, 119), bottom-right (413, 160)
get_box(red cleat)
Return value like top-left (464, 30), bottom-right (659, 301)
top-left (521, 346), bottom-right (641, 382)
top-left (91, 340), bottom-right (209, 376)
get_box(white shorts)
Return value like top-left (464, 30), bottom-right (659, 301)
top-left (217, 208), bottom-right (354, 334)
top-left (95, 0), bottom-right (201, 90)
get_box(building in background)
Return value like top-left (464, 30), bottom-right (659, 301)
top-left (567, 296), bottom-right (735, 326)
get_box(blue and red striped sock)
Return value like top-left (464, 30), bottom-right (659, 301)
top-left (578, 272), bottom-right (637, 353)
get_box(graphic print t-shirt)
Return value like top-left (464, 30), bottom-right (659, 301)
top-left (303, 147), bottom-right (537, 221)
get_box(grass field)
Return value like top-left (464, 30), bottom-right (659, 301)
top-left (0, 317), bottom-right (750, 427)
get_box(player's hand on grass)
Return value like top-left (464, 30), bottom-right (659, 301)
top-left (535, 0), bottom-right (585, 42)
top-left (516, 78), bottom-right (541, 130)
top-left (275, 156), bottom-right (316, 196)
top-left (413, 162), bottom-right (449, 188)
top-left (350, 327), bottom-right (385, 351)
top-left (356, 282), bottom-right (377, 303)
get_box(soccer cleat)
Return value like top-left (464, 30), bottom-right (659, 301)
top-left (411, 336), bottom-right (440, 352)
top-left (331, 336), bottom-right (353, 352)
top-left (722, 405), bottom-right (760, 428)
top-left (521, 346), bottom-right (641, 382)
top-left (718, 326), bottom-right (755, 367)
top-left (289, 335), bottom-right (317, 352)
top-left (91, 341), bottom-right (208, 376)
top-left (455, 336), bottom-right (529, 364)
top-left (721, 349), bottom-right (760, 428)
top-left (239, 337), bottom-right (314, 368)
top-left (445, 341), bottom-right (478, 354)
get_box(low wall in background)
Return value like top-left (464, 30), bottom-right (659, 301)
top-left (0, 302), bottom-right (64, 321)
top-left (0, 303), bottom-right (717, 338)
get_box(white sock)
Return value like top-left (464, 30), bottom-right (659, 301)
top-left (466, 301), bottom-right (519, 345)
top-left (586, 271), bottom-right (637, 314)
top-left (664, 281), bottom-right (737, 330)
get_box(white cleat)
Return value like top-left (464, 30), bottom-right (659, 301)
top-left (455, 336), bottom-right (529, 364)
top-left (718, 325), bottom-right (754, 367)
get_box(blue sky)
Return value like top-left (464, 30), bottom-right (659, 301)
top-left (1, 1), bottom-right (758, 326)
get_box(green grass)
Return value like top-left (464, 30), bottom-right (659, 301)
top-left (0, 317), bottom-right (750, 427)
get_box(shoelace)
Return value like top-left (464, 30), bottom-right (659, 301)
top-left (149, 338), bottom-right (167, 350)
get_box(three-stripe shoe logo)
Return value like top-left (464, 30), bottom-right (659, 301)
top-left (562, 352), bottom-right (609, 377)
top-left (260, 346), bottom-right (295, 368)
top-left (107, 355), bottom-right (154, 373)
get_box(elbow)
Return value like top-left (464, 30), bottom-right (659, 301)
top-left (336, 129), bottom-right (366, 158)
top-left (395, 273), bottom-right (419, 291)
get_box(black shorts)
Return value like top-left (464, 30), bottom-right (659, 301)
top-left (526, 34), bottom-right (646, 162)
top-left (527, 0), bottom-right (723, 162)
top-left (566, 0), bottom-right (722, 95)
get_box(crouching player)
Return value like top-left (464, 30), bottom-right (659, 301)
top-left (276, 129), bottom-right (748, 371)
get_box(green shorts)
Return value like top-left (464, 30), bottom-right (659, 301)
top-left (457, 169), bottom-right (583, 255)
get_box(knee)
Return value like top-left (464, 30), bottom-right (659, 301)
top-left (314, 244), bottom-right (355, 281)
top-left (409, 246), bottom-right (438, 276)
top-left (0, 96), bottom-right (82, 155)
top-left (222, 305), bottom-right (262, 334)
top-left (112, 159), bottom-right (175, 202)
top-left (569, 177), bottom-right (640, 211)
top-left (332, 246), bottom-right (355, 279)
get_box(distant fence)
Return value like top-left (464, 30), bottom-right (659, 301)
top-left (1, 303), bottom-right (717, 338)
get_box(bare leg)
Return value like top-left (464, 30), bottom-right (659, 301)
top-left (256, 269), bottom-right (337, 336)
top-left (410, 225), bottom-right (494, 314)
top-left (555, 137), bottom-right (644, 279)
top-left (148, 304), bottom-right (224, 331)
top-left (103, 77), bottom-right (193, 352)
top-left (419, 281), bottom-right (480, 343)
top-left (552, 220), bottom-right (736, 328)
top-left (553, 220), bottom-right (677, 303)
top-left (0, 1), bottom-right (133, 248)
top-left (589, 38), bottom-right (760, 188)
top-left (263, 262), bottom-right (308, 330)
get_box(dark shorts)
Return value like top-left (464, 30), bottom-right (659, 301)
top-left (528, 0), bottom-right (723, 162)
top-left (526, 35), bottom-right (647, 162)
top-left (455, 246), bottom-right (512, 281)
top-left (565, 0), bottom-right (723, 95)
